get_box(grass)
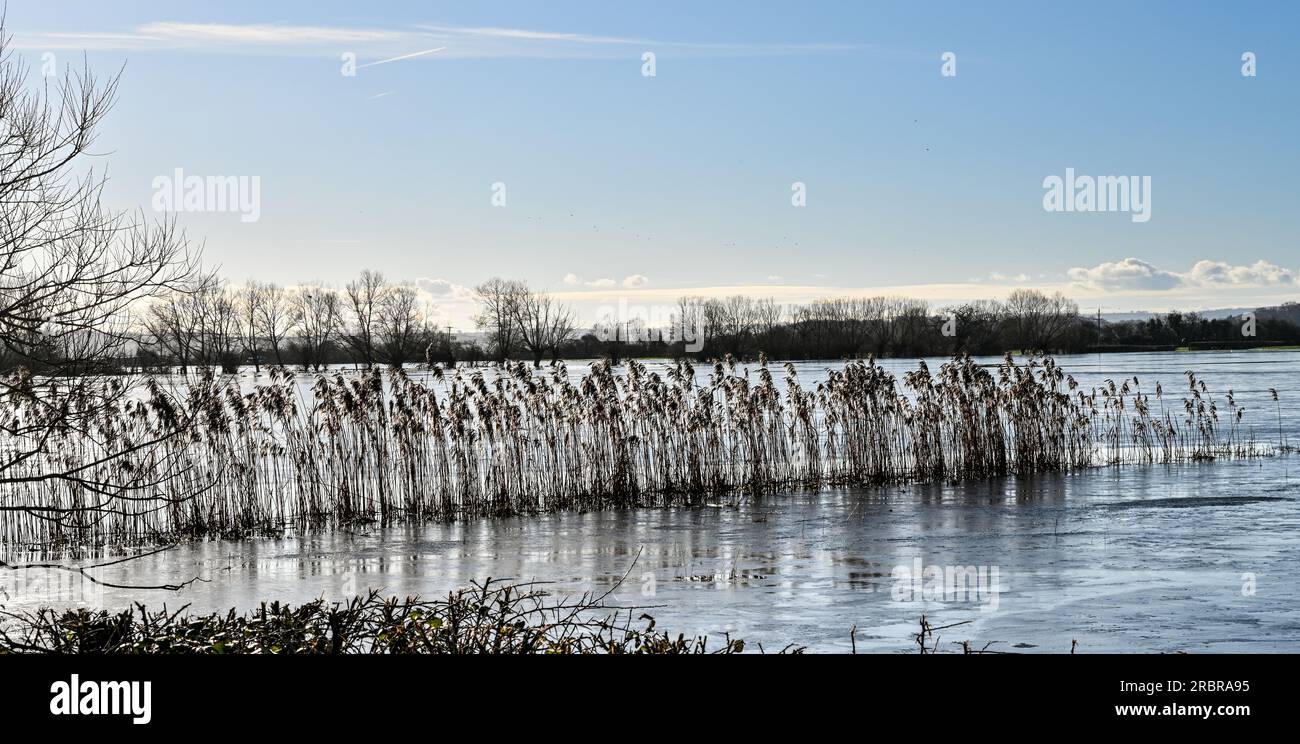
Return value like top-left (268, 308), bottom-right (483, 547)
top-left (0, 353), bottom-right (1268, 548)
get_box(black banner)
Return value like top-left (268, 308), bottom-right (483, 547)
top-left (0, 653), bottom-right (1283, 730)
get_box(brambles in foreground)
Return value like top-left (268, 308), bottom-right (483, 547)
top-left (0, 586), bottom-right (1059, 654)
top-left (0, 353), bottom-right (1265, 548)
top-left (0, 582), bottom-right (775, 655)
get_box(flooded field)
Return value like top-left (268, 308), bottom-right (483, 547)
top-left (3, 350), bottom-right (1298, 652)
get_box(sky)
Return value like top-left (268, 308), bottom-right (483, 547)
top-left (5, 1), bottom-right (1299, 327)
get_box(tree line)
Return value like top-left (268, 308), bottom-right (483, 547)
top-left (1098, 304), bottom-right (1300, 351)
top-left (135, 271), bottom-right (453, 372)
top-left (473, 287), bottom-right (1091, 361)
top-left (610, 289), bottom-right (1086, 360)
top-left (118, 278), bottom-right (1300, 373)
top-left (122, 274), bottom-right (579, 372)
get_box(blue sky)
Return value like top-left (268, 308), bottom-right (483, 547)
top-left (7, 1), bottom-right (1299, 325)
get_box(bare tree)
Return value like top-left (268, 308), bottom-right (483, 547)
top-left (235, 280), bottom-right (263, 372)
top-left (943, 300), bottom-right (1005, 354)
top-left (543, 300), bottom-right (577, 363)
top-left (673, 295), bottom-right (711, 352)
top-left (855, 297), bottom-right (894, 357)
top-left (344, 269), bottom-right (386, 368)
top-left (193, 278), bottom-right (242, 372)
top-left (143, 288), bottom-right (201, 372)
top-left (1005, 289), bottom-right (1079, 352)
top-left (754, 298), bottom-right (782, 337)
top-left (376, 283), bottom-right (429, 368)
top-left (289, 284), bottom-right (342, 371)
top-left (141, 275), bottom-right (243, 373)
top-left (883, 297), bottom-right (931, 356)
top-left (473, 278), bottom-right (528, 362)
top-left (253, 282), bottom-right (292, 366)
top-left (514, 290), bottom-right (576, 367)
top-left (789, 299), bottom-right (849, 358)
top-left (0, 27), bottom-right (200, 500)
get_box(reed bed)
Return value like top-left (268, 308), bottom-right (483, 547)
top-left (0, 354), bottom-right (1262, 548)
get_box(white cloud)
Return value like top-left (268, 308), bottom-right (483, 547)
top-left (1068, 257), bottom-right (1300, 292)
top-left (988, 271), bottom-right (1030, 282)
top-left (413, 277), bottom-right (472, 300)
top-left (1184, 259), bottom-right (1298, 287)
top-left (1068, 258), bottom-right (1183, 291)
top-left (408, 278), bottom-right (477, 328)
top-left (138, 22), bottom-right (406, 46)
top-left (10, 22), bottom-right (857, 60)
top-left (415, 25), bottom-right (650, 45)
top-left (564, 273), bottom-right (645, 289)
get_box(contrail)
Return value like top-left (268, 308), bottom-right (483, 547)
top-left (359, 46), bottom-right (446, 68)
